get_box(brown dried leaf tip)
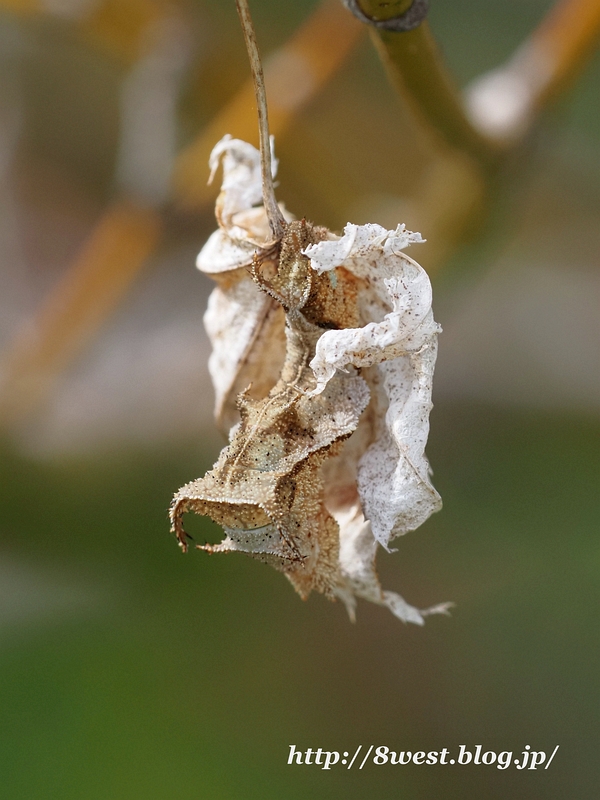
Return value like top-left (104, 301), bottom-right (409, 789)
top-left (170, 137), bottom-right (451, 623)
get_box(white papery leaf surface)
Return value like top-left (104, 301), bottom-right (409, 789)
top-left (304, 226), bottom-right (442, 548)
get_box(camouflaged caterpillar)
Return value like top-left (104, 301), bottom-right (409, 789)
top-left (169, 0), bottom-right (450, 623)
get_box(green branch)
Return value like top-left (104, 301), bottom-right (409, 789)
top-left (348, 1), bottom-right (502, 170)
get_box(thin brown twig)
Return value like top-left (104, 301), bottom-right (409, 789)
top-left (235, 0), bottom-right (286, 240)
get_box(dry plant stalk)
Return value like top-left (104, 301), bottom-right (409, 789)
top-left (170, 0), bottom-right (449, 623)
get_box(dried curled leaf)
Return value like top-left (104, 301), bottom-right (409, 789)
top-left (170, 136), bottom-right (450, 623)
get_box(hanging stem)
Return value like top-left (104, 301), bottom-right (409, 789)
top-left (235, 0), bottom-right (287, 239)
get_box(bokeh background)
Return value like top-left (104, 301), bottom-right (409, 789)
top-left (0, 1), bottom-right (599, 798)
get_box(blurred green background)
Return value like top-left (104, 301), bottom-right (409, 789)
top-left (0, 1), bottom-right (599, 798)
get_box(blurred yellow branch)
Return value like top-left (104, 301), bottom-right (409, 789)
top-left (77, 0), bottom-right (166, 63)
top-left (0, 201), bottom-right (162, 424)
top-left (0, 0), bottom-right (167, 63)
top-left (174, 0), bottom-right (362, 210)
top-left (532, 0), bottom-right (600, 97)
top-left (0, 0), bottom-right (37, 14)
top-left (0, 0), bottom-right (361, 425)
top-left (467, 0), bottom-right (600, 143)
